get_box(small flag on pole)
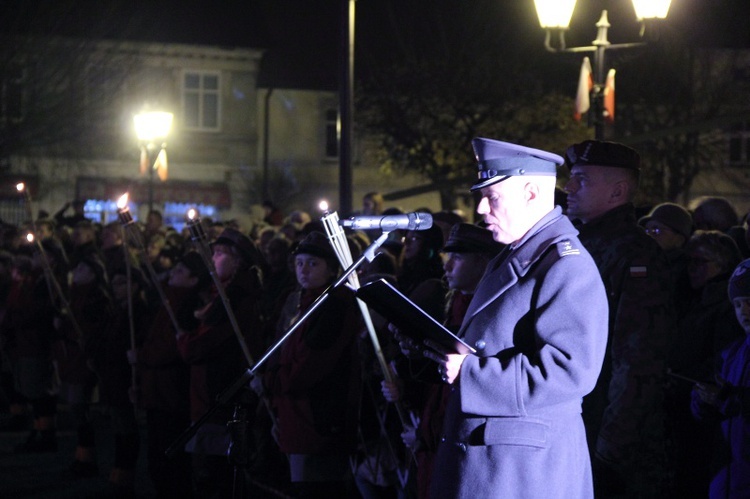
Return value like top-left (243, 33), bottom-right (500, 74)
top-left (574, 57), bottom-right (593, 121)
top-left (603, 69), bottom-right (616, 124)
top-left (139, 146), bottom-right (149, 176)
top-left (154, 148), bottom-right (168, 181)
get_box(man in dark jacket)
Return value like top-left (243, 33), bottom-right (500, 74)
top-left (564, 140), bottom-right (675, 497)
top-left (429, 138), bottom-right (608, 499)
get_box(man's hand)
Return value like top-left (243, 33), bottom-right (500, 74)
top-left (422, 339), bottom-right (466, 384)
top-left (389, 323), bottom-right (422, 358)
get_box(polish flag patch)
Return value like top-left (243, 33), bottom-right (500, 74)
top-left (630, 266), bottom-right (648, 278)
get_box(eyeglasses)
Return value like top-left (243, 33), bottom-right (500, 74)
top-left (644, 226), bottom-right (673, 236)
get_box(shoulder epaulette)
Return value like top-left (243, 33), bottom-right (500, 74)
top-left (557, 239), bottom-right (580, 257)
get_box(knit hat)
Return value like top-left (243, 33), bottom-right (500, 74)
top-left (294, 231), bottom-right (339, 268)
top-left (179, 251), bottom-right (210, 287)
top-left (442, 223), bottom-right (504, 255)
top-left (212, 228), bottom-right (262, 266)
top-left (638, 203), bottom-right (693, 239)
top-left (728, 259), bottom-right (750, 300)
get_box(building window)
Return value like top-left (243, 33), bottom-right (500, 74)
top-left (728, 121), bottom-right (750, 169)
top-left (183, 71), bottom-right (220, 131)
top-left (325, 108), bottom-right (339, 159)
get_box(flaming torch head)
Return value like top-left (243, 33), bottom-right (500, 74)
top-left (116, 193), bottom-right (134, 225)
top-left (319, 200), bottom-right (329, 213)
top-left (26, 233), bottom-right (34, 244)
top-left (185, 208), bottom-right (206, 241)
top-left (16, 182), bottom-right (32, 203)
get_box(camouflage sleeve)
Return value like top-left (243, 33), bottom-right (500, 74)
top-left (596, 248), bottom-right (673, 474)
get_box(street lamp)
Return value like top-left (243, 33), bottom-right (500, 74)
top-left (133, 110), bottom-right (173, 213)
top-left (533, 0), bottom-right (672, 139)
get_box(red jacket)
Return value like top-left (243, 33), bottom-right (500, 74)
top-left (177, 266), bottom-right (264, 423)
top-left (55, 281), bottom-right (113, 384)
top-left (136, 286), bottom-right (197, 413)
top-left (266, 285), bottom-right (363, 455)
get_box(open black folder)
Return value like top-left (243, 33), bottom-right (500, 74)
top-left (356, 278), bottom-right (476, 355)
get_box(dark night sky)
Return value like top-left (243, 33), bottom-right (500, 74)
top-left (1, 0), bottom-right (748, 90)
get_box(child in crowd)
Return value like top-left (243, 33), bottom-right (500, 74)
top-left (692, 258), bottom-right (750, 498)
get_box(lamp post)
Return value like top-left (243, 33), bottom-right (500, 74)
top-left (133, 110), bottom-right (173, 213)
top-left (533, 0), bottom-right (672, 139)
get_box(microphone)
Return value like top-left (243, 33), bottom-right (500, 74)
top-left (339, 212), bottom-right (433, 231)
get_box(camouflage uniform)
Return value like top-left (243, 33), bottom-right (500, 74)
top-left (575, 202), bottom-right (674, 498)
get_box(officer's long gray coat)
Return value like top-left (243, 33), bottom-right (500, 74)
top-left (431, 207), bottom-right (608, 499)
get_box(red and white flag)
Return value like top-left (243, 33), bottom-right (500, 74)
top-left (603, 69), bottom-right (616, 124)
top-left (574, 57), bottom-right (593, 121)
top-left (139, 146), bottom-right (149, 176)
top-left (154, 148), bottom-right (168, 181)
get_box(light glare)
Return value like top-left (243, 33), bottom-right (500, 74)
top-left (534, 0), bottom-right (577, 29)
top-left (631, 0), bottom-right (671, 20)
top-left (134, 111), bottom-right (173, 141)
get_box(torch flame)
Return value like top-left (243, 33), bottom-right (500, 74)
top-left (187, 208), bottom-right (197, 220)
top-left (16, 183), bottom-right (25, 192)
top-left (319, 200), bottom-right (329, 212)
top-left (26, 233), bottom-right (34, 243)
top-left (116, 193), bottom-right (129, 210)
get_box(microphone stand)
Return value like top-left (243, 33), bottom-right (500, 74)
top-left (165, 231), bottom-right (391, 464)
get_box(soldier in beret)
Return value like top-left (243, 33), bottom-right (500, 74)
top-left (564, 139), bottom-right (675, 497)
top-left (427, 137), bottom-right (608, 498)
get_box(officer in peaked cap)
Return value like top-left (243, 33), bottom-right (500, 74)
top-left (563, 139), bottom-right (674, 497)
top-left (470, 137), bottom-right (563, 192)
top-left (428, 137), bottom-right (608, 498)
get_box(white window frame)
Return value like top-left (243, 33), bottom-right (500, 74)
top-left (182, 70), bottom-right (221, 132)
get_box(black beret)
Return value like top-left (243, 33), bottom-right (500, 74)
top-left (442, 223), bottom-right (504, 255)
top-left (565, 140), bottom-right (640, 171)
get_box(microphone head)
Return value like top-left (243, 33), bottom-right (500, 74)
top-left (408, 212), bottom-right (433, 230)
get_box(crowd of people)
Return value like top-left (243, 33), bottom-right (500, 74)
top-left (0, 138), bottom-right (749, 499)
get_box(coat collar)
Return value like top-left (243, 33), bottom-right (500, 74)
top-left (461, 206), bottom-right (577, 328)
